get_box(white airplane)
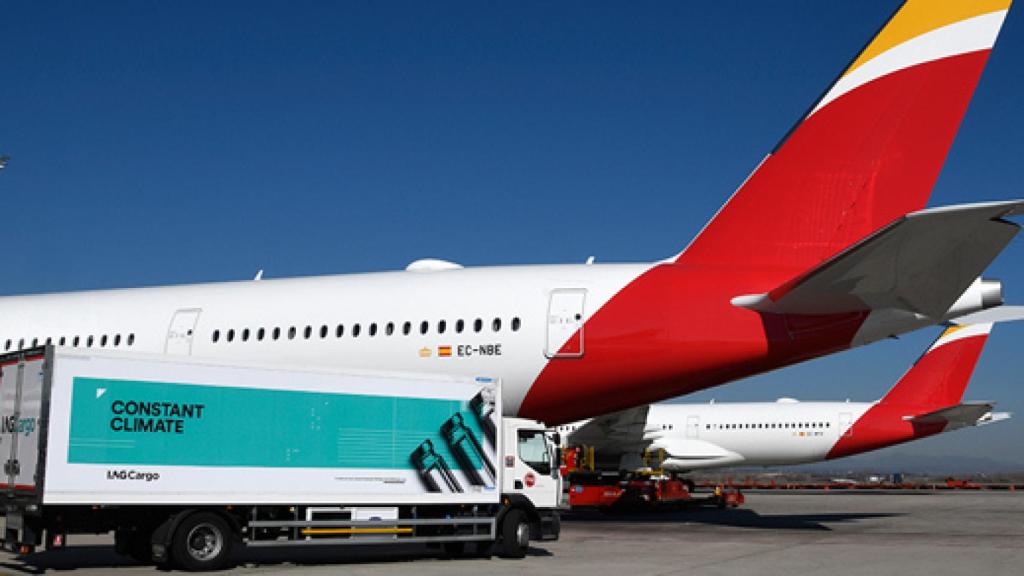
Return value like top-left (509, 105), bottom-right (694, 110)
top-left (1, 1), bottom-right (1020, 425)
top-left (559, 322), bottom-right (1011, 472)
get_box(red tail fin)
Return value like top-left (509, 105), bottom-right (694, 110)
top-left (676, 1), bottom-right (1012, 278)
top-left (880, 323), bottom-right (991, 410)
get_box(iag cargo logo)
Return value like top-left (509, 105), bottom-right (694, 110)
top-left (106, 469), bottom-right (161, 482)
top-left (1, 415), bottom-right (36, 437)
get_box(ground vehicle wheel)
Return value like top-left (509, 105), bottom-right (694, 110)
top-left (442, 541), bottom-right (465, 558)
top-left (499, 509), bottom-right (530, 559)
top-left (170, 512), bottom-right (234, 571)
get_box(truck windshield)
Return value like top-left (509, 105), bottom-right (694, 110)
top-left (517, 430), bottom-right (551, 475)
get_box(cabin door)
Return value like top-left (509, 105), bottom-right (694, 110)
top-left (165, 308), bottom-right (202, 355)
top-left (839, 412), bottom-right (853, 437)
top-left (545, 289), bottom-right (586, 358)
top-left (686, 415), bottom-right (700, 439)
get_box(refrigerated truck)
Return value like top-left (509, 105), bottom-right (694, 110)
top-left (0, 346), bottom-right (561, 570)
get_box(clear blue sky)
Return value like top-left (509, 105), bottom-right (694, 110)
top-left (2, 1), bottom-right (1023, 469)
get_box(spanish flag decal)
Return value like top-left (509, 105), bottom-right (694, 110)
top-left (438, 345), bottom-right (452, 357)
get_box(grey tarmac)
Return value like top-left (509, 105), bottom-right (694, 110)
top-left (1, 491), bottom-right (1021, 576)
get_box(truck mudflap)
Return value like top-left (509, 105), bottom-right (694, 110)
top-left (536, 509), bottom-right (560, 541)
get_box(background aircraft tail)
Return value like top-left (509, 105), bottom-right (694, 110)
top-left (826, 321), bottom-right (1004, 459)
top-left (879, 323), bottom-right (991, 410)
top-left (676, 0), bottom-right (1012, 277)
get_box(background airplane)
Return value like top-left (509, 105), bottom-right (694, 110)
top-left (0, 1), bottom-right (1019, 426)
top-left (561, 322), bottom-right (1011, 472)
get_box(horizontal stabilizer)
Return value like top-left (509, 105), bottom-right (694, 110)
top-left (903, 401), bottom-right (1007, 430)
top-left (977, 411), bottom-right (1012, 427)
top-left (732, 200), bottom-right (1023, 317)
top-left (949, 305), bottom-right (1024, 325)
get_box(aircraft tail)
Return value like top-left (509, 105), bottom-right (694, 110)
top-left (879, 323), bottom-right (992, 410)
top-left (676, 0), bottom-right (1012, 276)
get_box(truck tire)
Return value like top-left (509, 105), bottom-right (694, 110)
top-left (499, 509), bottom-right (529, 559)
top-left (170, 512), bottom-right (234, 571)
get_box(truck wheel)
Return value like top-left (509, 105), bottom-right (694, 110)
top-left (499, 509), bottom-right (530, 559)
top-left (170, 512), bottom-right (233, 571)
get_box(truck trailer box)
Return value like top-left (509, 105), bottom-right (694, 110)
top-left (1, 347), bottom-right (501, 506)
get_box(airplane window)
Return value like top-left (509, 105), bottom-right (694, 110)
top-left (45, 337), bottom-right (52, 346)
top-left (336, 324), bottom-right (344, 338)
top-left (386, 322), bottom-right (395, 336)
top-left (827, 422), bottom-right (831, 428)
top-left (352, 324), bottom-right (361, 337)
top-left (257, 327), bottom-right (266, 341)
top-left (4, 339), bottom-right (9, 351)
top-left (72, 336), bottom-right (79, 347)
top-left (303, 326), bottom-right (312, 339)
top-left (100, 335), bottom-right (107, 347)
top-left (32, 337), bottom-right (39, 347)
top-left (492, 318), bottom-right (501, 332)
top-left (128, 333), bottom-right (135, 346)
top-left (212, 330), bottom-right (221, 343)
top-left (402, 321), bottom-right (411, 336)
top-left (369, 323), bottom-right (378, 337)
top-left (320, 325), bottom-right (328, 339)
top-left (227, 329), bottom-right (235, 343)
top-left (288, 327), bottom-right (296, 340)
top-left (60, 337), bottom-right (67, 346)
top-left (113, 334), bottom-right (121, 347)
top-left (438, 320), bottom-right (446, 334)
top-left (706, 425), bottom-right (711, 430)
top-left (87, 335), bottom-right (94, 348)
top-left (456, 319), bottom-right (465, 333)
top-left (273, 327), bottom-right (281, 340)
top-left (473, 318), bottom-right (482, 332)
top-left (242, 328), bottom-right (250, 342)
top-left (512, 317), bottom-right (521, 331)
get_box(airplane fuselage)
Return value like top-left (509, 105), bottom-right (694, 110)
top-left (0, 261), bottom-right (963, 424)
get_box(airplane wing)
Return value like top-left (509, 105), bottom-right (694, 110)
top-left (568, 405), bottom-right (651, 455)
top-left (904, 401), bottom-right (1011, 431)
top-left (732, 200), bottom-right (1024, 318)
top-left (568, 406), bottom-right (745, 472)
top-left (646, 437), bottom-right (744, 471)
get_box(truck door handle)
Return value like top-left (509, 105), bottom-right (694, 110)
top-left (514, 480), bottom-right (523, 490)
